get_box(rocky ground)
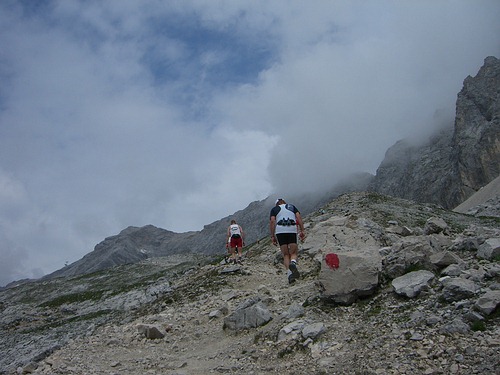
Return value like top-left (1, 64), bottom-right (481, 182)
top-left (13, 193), bottom-right (497, 375)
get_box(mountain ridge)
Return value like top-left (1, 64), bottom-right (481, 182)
top-left (369, 56), bottom-right (500, 208)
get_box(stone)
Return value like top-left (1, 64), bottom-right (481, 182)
top-left (136, 324), bottom-right (165, 339)
top-left (280, 303), bottom-right (305, 320)
top-left (440, 263), bottom-right (463, 277)
top-left (430, 251), bottom-right (463, 268)
top-left (424, 217), bottom-right (449, 235)
top-left (318, 249), bottom-right (382, 305)
top-left (477, 238), bottom-right (500, 260)
top-left (301, 322), bottom-right (326, 340)
top-left (223, 297), bottom-right (273, 330)
top-left (475, 290), bottom-right (500, 315)
top-left (278, 320), bottom-right (306, 341)
top-left (441, 277), bottom-right (480, 302)
top-left (439, 318), bottom-right (470, 335)
top-left (392, 270), bottom-right (435, 298)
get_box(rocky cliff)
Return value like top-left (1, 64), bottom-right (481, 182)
top-left (1, 192), bottom-right (499, 374)
top-left (370, 56), bottom-right (500, 209)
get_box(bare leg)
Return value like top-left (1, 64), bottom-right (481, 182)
top-left (281, 244), bottom-right (291, 269)
top-left (288, 243), bottom-right (298, 263)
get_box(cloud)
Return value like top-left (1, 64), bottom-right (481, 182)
top-left (212, 1), bottom-right (500, 195)
top-left (0, 0), bottom-right (499, 285)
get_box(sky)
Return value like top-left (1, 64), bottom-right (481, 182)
top-left (1, 0), bottom-right (499, 286)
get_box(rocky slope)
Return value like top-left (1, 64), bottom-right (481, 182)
top-left (1, 192), bottom-right (499, 374)
top-left (454, 175), bottom-right (500, 218)
top-left (370, 56), bottom-right (500, 209)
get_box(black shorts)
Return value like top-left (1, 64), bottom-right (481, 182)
top-left (276, 233), bottom-right (297, 246)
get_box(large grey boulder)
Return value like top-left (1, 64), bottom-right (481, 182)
top-left (475, 290), bottom-right (500, 315)
top-left (392, 270), bottom-right (435, 298)
top-left (223, 297), bottom-right (273, 330)
top-left (477, 238), bottom-right (500, 260)
top-left (302, 322), bottom-right (326, 340)
top-left (424, 217), bottom-right (449, 235)
top-left (383, 236), bottom-right (436, 278)
top-left (318, 249), bottom-right (382, 305)
top-left (440, 277), bottom-right (480, 302)
top-left (430, 251), bottom-right (463, 268)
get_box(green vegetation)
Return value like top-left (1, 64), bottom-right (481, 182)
top-left (471, 320), bottom-right (486, 332)
top-left (40, 290), bottom-right (105, 307)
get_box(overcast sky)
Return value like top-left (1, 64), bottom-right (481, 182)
top-left (1, 1), bottom-right (499, 286)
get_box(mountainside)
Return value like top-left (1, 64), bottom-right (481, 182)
top-left (1, 192), bottom-right (499, 374)
top-left (369, 56), bottom-right (500, 209)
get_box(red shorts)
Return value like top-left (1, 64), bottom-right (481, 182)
top-left (230, 236), bottom-right (243, 248)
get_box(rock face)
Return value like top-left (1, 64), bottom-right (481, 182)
top-left (2, 192), bottom-right (499, 374)
top-left (451, 56), bottom-right (500, 201)
top-left (370, 56), bottom-right (500, 209)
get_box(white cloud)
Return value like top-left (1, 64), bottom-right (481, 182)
top-left (0, 0), bottom-right (499, 285)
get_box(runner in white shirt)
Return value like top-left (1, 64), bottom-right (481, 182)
top-left (269, 198), bottom-right (306, 284)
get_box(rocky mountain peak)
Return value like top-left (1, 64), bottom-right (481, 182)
top-left (370, 56), bottom-right (500, 209)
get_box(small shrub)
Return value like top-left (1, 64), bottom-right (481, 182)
top-left (471, 320), bottom-right (486, 332)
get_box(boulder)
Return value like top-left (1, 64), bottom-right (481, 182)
top-left (424, 217), bottom-right (449, 235)
top-left (383, 236), bottom-right (436, 278)
top-left (439, 318), bottom-right (470, 335)
top-left (301, 322), bottom-right (326, 340)
top-left (477, 238), bottom-right (500, 260)
top-left (223, 297), bottom-right (272, 330)
top-left (392, 270), bottom-right (435, 298)
top-left (136, 324), bottom-right (165, 339)
top-left (430, 251), bottom-right (463, 268)
top-left (475, 290), bottom-right (500, 315)
top-left (278, 320), bottom-right (306, 341)
top-left (318, 249), bottom-right (382, 305)
top-left (440, 277), bottom-right (480, 302)
top-left (440, 264), bottom-right (464, 277)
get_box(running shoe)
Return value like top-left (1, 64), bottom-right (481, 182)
top-left (289, 261), bottom-right (300, 281)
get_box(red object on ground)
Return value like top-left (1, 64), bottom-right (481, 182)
top-left (325, 253), bottom-right (340, 270)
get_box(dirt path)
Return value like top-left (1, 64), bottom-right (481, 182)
top-left (33, 243), bottom-right (329, 374)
